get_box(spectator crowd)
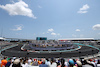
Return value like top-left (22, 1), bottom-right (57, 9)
top-left (0, 57), bottom-right (100, 67)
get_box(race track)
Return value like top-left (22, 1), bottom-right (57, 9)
top-left (1, 44), bottom-right (99, 58)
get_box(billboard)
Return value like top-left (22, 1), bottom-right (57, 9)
top-left (36, 37), bottom-right (47, 40)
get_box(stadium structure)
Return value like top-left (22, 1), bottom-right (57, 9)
top-left (0, 37), bottom-right (100, 58)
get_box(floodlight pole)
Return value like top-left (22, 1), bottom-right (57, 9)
top-left (1, 28), bottom-right (3, 37)
top-left (0, 43), bottom-right (2, 58)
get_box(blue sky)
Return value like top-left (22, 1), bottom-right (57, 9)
top-left (0, 0), bottom-right (100, 39)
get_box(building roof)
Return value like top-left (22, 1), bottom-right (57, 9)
top-left (58, 38), bottom-right (94, 40)
top-left (0, 37), bottom-right (5, 40)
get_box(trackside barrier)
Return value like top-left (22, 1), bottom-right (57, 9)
top-left (0, 44), bottom-right (18, 53)
top-left (21, 44), bottom-right (81, 53)
top-left (74, 43), bottom-right (100, 51)
top-left (22, 43), bottom-right (100, 53)
top-left (21, 44), bottom-right (26, 50)
top-left (74, 43), bottom-right (100, 59)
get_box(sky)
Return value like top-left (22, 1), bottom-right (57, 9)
top-left (0, 0), bottom-right (100, 39)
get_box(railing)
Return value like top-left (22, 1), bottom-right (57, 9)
top-left (74, 43), bottom-right (100, 51)
top-left (22, 43), bottom-right (81, 53)
top-left (0, 44), bottom-right (18, 53)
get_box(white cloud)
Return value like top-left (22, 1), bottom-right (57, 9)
top-left (78, 11), bottom-right (88, 13)
top-left (38, 5), bottom-right (42, 8)
top-left (77, 4), bottom-right (89, 13)
top-left (76, 29), bottom-right (80, 32)
top-left (47, 28), bottom-right (61, 36)
top-left (48, 28), bottom-right (54, 32)
top-left (80, 4), bottom-right (89, 11)
top-left (0, 0), bottom-right (36, 19)
top-left (51, 32), bottom-right (56, 35)
top-left (51, 32), bottom-right (60, 36)
top-left (93, 24), bottom-right (100, 30)
top-left (12, 25), bottom-right (24, 31)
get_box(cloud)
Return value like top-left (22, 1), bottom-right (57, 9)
top-left (0, 0), bottom-right (36, 19)
top-left (51, 32), bottom-right (60, 36)
top-left (38, 5), bottom-right (42, 8)
top-left (48, 28), bottom-right (54, 32)
top-left (12, 25), bottom-right (24, 31)
top-left (51, 32), bottom-right (56, 35)
top-left (80, 4), bottom-right (89, 11)
top-left (47, 28), bottom-right (61, 36)
top-left (93, 24), bottom-right (100, 30)
top-left (77, 4), bottom-right (89, 13)
top-left (76, 29), bottom-right (80, 32)
top-left (78, 11), bottom-right (88, 13)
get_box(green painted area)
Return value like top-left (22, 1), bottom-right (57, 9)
top-left (32, 43), bottom-right (100, 53)
top-left (74, 43), bottom-right (100, 51)
top-left (29, 44), bottom-right (81, 53)
top-left (0, 45), bottom-right (18, 53)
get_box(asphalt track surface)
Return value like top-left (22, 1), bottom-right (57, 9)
top-left (1, 44), bottom-right (99, 58)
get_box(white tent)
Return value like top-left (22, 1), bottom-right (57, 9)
top-left (58, 38), bottom-right (94, 40)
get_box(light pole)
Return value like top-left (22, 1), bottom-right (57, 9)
top-left (0, 43), bottom-right (2, 58)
